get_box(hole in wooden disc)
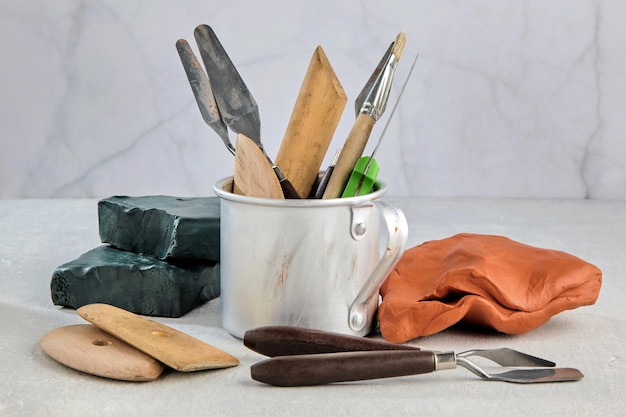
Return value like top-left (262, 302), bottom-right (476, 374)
top-left (151, 331), bottom-right (171, 338)
top-left (92, 339), bottom-right (112, 346)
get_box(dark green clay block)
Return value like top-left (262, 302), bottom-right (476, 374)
top-left (98, 195), bottom-right (220, 262)
top-left (51, 245), bottom-right (220, 317)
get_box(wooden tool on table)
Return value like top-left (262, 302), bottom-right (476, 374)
top-left (322, 31), bottom-right (407, 199)
top-left (78, 303), bottom-right (239, 372)
top-left (40, 324), bottom-right (165, 382)
top-left (234, 133), bottom-right (284, 198)
top-left (274, 46), bottom-right (347, 199)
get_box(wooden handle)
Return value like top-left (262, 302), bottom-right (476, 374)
top-left (244, 326), bottom-right (419, 357)
top-left (251, 350), bottom-right (436, 386)
top-left (234, 133), bottom-right (284, 199)
top-left (322, 113), bottom-right (375, 198)
top-left (77, 303), bottom-right (239, 372)
top-left (275, 46), bottom-right (347, 198)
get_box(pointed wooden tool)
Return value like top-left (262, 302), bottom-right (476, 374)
top-left (77, 304), bottom-right (239, 372)
top-left (233, 133), bottom-right (284, 199)
top-left (40, 324), bottom-right (164, 381)
top-left (274, 46), bottom-right (347, 198)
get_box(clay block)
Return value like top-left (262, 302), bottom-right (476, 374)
top-left (51, 245), bottom-right (220, 317)
top-left (98, 195), bottom-right (220, 262)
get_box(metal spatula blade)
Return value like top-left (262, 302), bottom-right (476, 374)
top-left (453, 348), bottom-right (584, 383)
top-left (193, 24), bottom-right (261, 145)
top-left (175, 39), bottom-right (234, 155)
top-left (458, 348), bottom-right (556, 368)
top-left (480, 367), bottom-right (584, 384)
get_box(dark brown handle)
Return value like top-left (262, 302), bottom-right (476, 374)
top-left (243, 326), bottom-right (419, 357)
top-left (271, 166), bottom-right (301, 199)
top-left (251, 350), bottom-right (436, 386)
top-left (279, 178), bottom-right (301, 199)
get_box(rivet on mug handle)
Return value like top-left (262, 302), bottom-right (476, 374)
top-left (348, 201), bottom-right (409, 333)
top-left (350, 203), bottom-right (374, 240)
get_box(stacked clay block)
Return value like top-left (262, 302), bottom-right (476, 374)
top-left (51, 196), bottom-right (221, 317)
top-left (98, 196), bottom-right (220, 262)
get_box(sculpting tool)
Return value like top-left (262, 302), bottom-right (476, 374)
top-left (233, 133), bottom-right (284, 198)
top-left (342, 53), bottom-right (419, 197)
top-left (178, 25), bottom-right (298, 198)
top-left (312, 148), bottom-right (341, 198)
top-left (322, 31), bottom-right (407, 199)
top-left (78, 303), bottom-right (239, 372)
top-left (192, 26), bottom-right (260, 148)
top-left (245, 326), bottom-right (584, 387)
top-left (177, 36), bottom-right (286, 198)
top-left (40, 324), bottom-right (165, 382)
top-left (275, 46), bottom-right (347, 199)
top-left (176, 38), bottom-right (234, 155)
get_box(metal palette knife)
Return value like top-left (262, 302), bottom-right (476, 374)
top-left (244, 326), bottom-right (584, 386)
top-left (176, 25), bottom-right (299, 198)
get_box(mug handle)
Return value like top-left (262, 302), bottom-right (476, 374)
top-left (348, 201), bottom-right (409, 333)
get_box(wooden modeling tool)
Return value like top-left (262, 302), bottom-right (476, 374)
top-left (233, 133), bottom-right (284, 198)
top-left (274, 46), bottom-right (347, 199)
top-left (78, 304), bottom-right (239, 372)
top-left (40, 324), bottom-right (165, 381)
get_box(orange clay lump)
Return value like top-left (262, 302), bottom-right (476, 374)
top-left (378, 233), bottom-right (602, 343)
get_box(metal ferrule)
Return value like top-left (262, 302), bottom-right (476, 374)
top-left (434, 351), bottom-right (457, 371)
top-left (357, 54), bottom-right (398, 121)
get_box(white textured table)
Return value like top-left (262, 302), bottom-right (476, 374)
top-left (1, 198), bottom-right (624, 416)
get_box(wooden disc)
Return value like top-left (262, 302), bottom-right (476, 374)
top-left (40, 324), bottom-right (164, 381)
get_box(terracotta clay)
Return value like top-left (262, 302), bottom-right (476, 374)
top-left (378, 233), bottom-right (602, 343)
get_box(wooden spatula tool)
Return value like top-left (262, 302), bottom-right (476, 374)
top-left (274, 46), bottom-right (347, 198)
top-left (77, 303), bottom-right (239, 372)
top-left (233, 133), bottom-right (284, 198)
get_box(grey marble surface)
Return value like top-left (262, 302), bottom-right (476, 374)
top-left (0, 197), bottom-right (624, 416)
top-left (2, 0), bottom-right (626, 199)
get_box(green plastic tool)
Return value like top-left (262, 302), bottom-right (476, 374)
top-left (341, 156), bottom-right (380, 197)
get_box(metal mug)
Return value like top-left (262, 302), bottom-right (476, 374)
top-left (213, 177), bottom-right (408, 338)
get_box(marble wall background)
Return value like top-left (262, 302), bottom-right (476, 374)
top-left (1, 0), bottom-right (624, 199)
